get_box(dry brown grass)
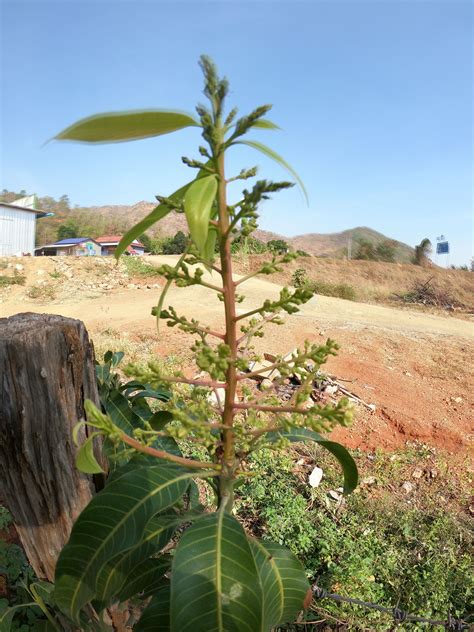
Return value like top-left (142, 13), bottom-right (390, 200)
top-left (234, 255), bottom-right (474, 310)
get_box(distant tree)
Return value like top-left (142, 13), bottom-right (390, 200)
top-left (230, 235), bottom-right (268, 254)
top-left (162, 230), bottom-right (188, 254)
top-left (39, 196), bottom-right (58, 212)
top-left (57, 194), bottom-right (71, 212)
top-left (413, 238), bottom-right (432, 266)
top-left (267, 239), bottom-right (290, 254)
top-left (354, 239), bottom-right (377, 261)
top-left (139, 233), bottom-right (153, 253)
top-left (57, 221), bottom-right (79, 240)
top-left (375, 239), bottom-right (396, 263)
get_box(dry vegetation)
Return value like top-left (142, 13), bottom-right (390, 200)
top-left (234, 254), bottom-right (474, 311)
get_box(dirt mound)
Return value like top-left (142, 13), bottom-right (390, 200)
top-left (0, 256), bottom-right (160, 306)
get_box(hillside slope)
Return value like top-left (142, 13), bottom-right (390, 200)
top-left (2, 190), bottom-right (414, 261)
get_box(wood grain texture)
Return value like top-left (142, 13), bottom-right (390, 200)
top-left (0, 312), bottom-right (101, 580)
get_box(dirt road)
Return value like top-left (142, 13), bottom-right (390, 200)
top-left (2, 255), bottom-right (472, 339)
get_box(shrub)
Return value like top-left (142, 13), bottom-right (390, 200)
top-left (375, 239), bottom-right (396, 263)
top-left (354, 238), bottom-right (377, 261)
top-left (25, 284), bottom-right (56, 300)
top-left (123, 255), bottom-right (161, 277)
top-left (268, 238), bottom-right (290, 254)
top-left (231, 235), bottom-right (269, 254)
top-left (162, 230), bottom-right (188, 254)
top-left (308, 279), bottom-right (356, 301)
top-left (292, 267), bottom-right (308, 288)
top-left (413, 238), bottom-right (432, 266)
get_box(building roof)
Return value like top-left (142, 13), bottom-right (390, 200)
top-left (55, 237), bottom-right (97, 245)
top-left (1, 202), bottom-right (48, 218)
top-left (35, 237), bottom-right (100, 250)
top-left (96, 235), bottom-right (144, 247)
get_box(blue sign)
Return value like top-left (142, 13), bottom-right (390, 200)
top-left (436, 241), bottom-right (449, 254)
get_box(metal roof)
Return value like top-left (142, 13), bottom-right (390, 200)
top-left (55, 237), bottom-right (95, 245)
top-left (0, 202), bottom-right (48, 217)
top-left (96, 235), bottom-right (144, 246)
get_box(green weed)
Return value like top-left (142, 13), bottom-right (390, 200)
top-left (123, 256), bottom-right (161, 278)
top-left (0, 274), bottom-right (26, 287)
top-left (235, 447), bottom-right (473, 630)
top-left (26, 285), bottom-right (56, 300)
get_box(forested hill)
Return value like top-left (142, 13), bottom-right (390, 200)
top-left (1, 190), bottom-right (414, 261)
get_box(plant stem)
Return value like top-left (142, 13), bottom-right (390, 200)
top-left (160, 376), bottom-right (227, 388)
top-left (120, 433), bottom-right (220, 470)
top-left (216, 143), bottom-right (238, 512)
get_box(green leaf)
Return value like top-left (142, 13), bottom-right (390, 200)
top-left (203, 225), bottom-right (218, 266)
top-left (266, 428), bottom-right (358, 494)
top-left (115, 204), bottom-right (173, 259)
top-left (249, 539), bottom-right (309, 629)
top-left (184, 174), bottom-right (218, 256)
top-left (117, 555), bottom-right (170, 602)
top-left (170, 511), bottom-right (262, 631)
top-left (115, 162), bottom-right (212, 259)
top-left (94, 514), bottom-right (174, 609)
top-left (120, 380), bottom-right (147, 395)
top-left (149, 410), bottom-right (174, 431)
top-left (0, 603), bottom-right (39, 632)
top-left (186, 479), bottom-right (201, 510)
top-left (131, 388), bottom-right (171, 402)
top-left (55, 109), bottom-right (199, 143)
top-left (34, 623), bottom-right (59, 632)
top-left (233, 139), bottom-right (308, 204)
top-left (135, 585), bottom-right (170, 631)
top-left (110, 351), bottom-right (124, 367)
top-left (54, 464), bottom-right (194, 622)
top-left (75, 433), bottom-right (104, 474)
top-left (251, 119), bottom-right (280, 130)
top-left (103, 389), bottom-right (142, 433)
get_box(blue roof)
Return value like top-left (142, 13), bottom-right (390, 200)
top-left (55, 237), bottom-right (93, 245)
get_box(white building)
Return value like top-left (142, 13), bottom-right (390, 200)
top-left (0, 196), bottom-right (48, 256)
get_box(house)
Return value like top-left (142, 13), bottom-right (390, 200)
top-left (0, 196), bottom-right (49, 256)
top-left (35, 237), bottom-right (102, 257)
top-left (96, 235), bottom-right (145, 256)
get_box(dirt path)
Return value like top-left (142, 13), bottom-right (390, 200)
top-left (1, 255), bottom-right (472, 454)
top-left (3, 255), bottom-right (472, 339)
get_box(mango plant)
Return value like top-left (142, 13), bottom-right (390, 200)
top-left (31, 57), bottom-right (357, 631)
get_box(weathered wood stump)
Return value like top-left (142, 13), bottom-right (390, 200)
top-left (0, 313), bottom-right (101, 580)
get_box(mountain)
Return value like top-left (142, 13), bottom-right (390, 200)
top-left (285, 227), bottom-right (415, 262)
top-left (0, 190), bottom-right (415, 262)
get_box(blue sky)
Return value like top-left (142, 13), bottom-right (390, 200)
top-left (1, 0), bottom-right (472, 264)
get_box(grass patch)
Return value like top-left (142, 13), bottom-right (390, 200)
top-left (123, 256), bottom-right (161, 278)
top-left (26, 284), bottom-right (56, 300)
top-left (0, 274), bottom-right (26, 287)
top-left (292, 268), bottom-right (357, 301)
top-left (235, 445), bottom-right (473, 630)
top-left (309, 280), bottom-right (357, 301)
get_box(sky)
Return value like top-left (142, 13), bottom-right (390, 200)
top-left (1, 0), bottom-right (472, 264)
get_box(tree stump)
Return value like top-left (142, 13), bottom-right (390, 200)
top-left (0, 313), bottom-right (102, 581)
